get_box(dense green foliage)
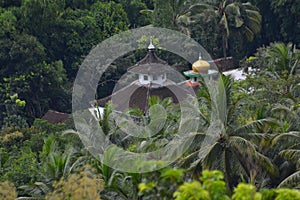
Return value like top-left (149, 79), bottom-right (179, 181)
top-left (0, 0), bottom-right (130, 124)
top-left (0, 0), bottom-right (299, 199)
top-left (0, 0), bottom-right (299, 124)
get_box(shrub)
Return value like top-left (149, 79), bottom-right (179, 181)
top-left (0, 181), bottom-right (17, 200)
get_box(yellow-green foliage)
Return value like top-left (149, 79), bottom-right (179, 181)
top-left (275, 188), bottom-right (300, 200)
top-left (2, 130), bottom-right (23, 144)
top-left (173, 170), bottom-right (300, 200)
top-left (173, 181), bottom-right (209, 200)
top-left (46, 165), bottom-right (104, 200)
top-left (173, 170), bottom-right (230, 200)
top-left (232, 183), bottom-right (262, 200)
top-left (0, 181), bottom-right (18, 200)
top-left (138, 181), bottom-right (156, 193)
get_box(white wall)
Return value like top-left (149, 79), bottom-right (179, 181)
top-left (138, 73), bottom-right (166, 85)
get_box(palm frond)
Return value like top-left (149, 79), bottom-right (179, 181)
top-left (290, 58), bottom-right (299, 76)
top-left (279, 149), bottom-right (300, 164)
top-left (227, 146), bottom-right (250, 181)
top-left (202, 142), bottom-right (223, 169)
top-left (42, 135), bottom-right (57, 155)
top-left (271, 132), bottom-right (300, 147)
top-left (184, 142), bottom-right (219, 171)
top-left (62, 146), bottom-right (77, 176)
top-left (272, 104), bottom-right (297, 118)
top-left (62, 129), bottom-right (83, 146)
top-left (62, 129), bottom-right (80, 138)
top-left (242, 25), bottom-right (254, 41)
top-left (245, 9), bottom-right (261, 24)
top-left (255, 152), bottom-right (279, 177)
top-left (229, 136), bottom-right (257, 156)
top-left (233, 132), bottom-right (273, 145)
top-left (139, 9), bottom-right (153, 15)
top-left (68, 155), bottom-right (89, 173)
top-left (18, 181), bottom-right (50, 200)
top-left (278, 170), bottom-right (300, 189)
top-left (242, 2), bottom-right (260, 12)
top-left (188, 3), bottom-right (212, 15)
top-left (233, 118), bottom-right (278, 135)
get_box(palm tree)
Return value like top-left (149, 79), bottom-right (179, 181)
top-left (242, 43), bottom-right (300, 105)
top-left (18, 135), bottom-right (88, 199)
top-left (270, 131), bottom-right (300, 189)
top-left (142, 1), bottom-right (261, 58)
top-left (264, 42), bottom-right (300, 79)
top-left (267, 95), bottom-right (300, 188)
top-left (179, 75), bottom-right (278, 190)
top-left (141, 0), bottom-right (211, 36)
top-left (169, 0), bottom-right (213, 36)
top-left (191, 0), bottom-right (261, 57)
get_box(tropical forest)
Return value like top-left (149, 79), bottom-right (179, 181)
top-left (0, 0), bottom-right (300, 199)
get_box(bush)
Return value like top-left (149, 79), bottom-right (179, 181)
top-left (172, 170), bottom-right (300, 200)
top-left (0, 181), bottom-right (17, 200)
top-left (46, 165), bottom-right (104, 200)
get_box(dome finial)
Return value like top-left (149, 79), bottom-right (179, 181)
top-left (199, 52), bottom-right (202, 60)
top-left (148, 37), bottom-right (155, 50)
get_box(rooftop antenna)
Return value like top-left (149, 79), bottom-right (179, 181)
top-left (148, 37), bottom-right (155, 50)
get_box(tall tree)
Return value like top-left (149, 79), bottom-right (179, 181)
top-left (90, 1), bottom-right (129, 39)
top-left (146, 0), bottom-right (261, 59)
top-left (270, 0), bottom-right (300, 46)
top-left (144, 0), bottom-right (209, 35)
top-left (195, 0), bottom-right (262, 58)
top-left (116, 0), bottom-right (151, 28)
top-left (180, 75), bottom-right (278, 189)
top-left (0, 0), bottom-right (21, 8)
top-left (0, 31), bottom-right (69, 121)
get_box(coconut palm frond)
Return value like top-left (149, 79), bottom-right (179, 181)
top-left (278, 170), bottom-right (300, 189)
top-left (233, 132), bottom-right (273, 145)
top-left (182, 142), bottom-right (215, 171)
top-left (188, 3), bottom-right (212, 15)
top-left (271, 132), bottom-right (300, 146)
top-left (255, 152), bottom-right (279, 177)
top-left (272, 104), bottom-right (297, 117)
top-left (233, 118), bottom-right (278, 135)
top-left (229, 136), bottom-right (257, 156)
top-left (202, 142), bottom-right (223, 169)
top-left (18, 181), bottom-right (51, 200)
top-left (279, 149), bottom-right (300, 164)
top-left (227, 147), bottom-right (250, 179)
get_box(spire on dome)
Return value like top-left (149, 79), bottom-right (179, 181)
top-left (198, 52), bottom-right (202, 60)
top-left (148, 37), bottom-right (155, 50)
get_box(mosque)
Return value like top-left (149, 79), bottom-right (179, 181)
top-left (90, 41), bottom-right (220, 119)
top-left (42, 41), bottom-right (237, 123)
